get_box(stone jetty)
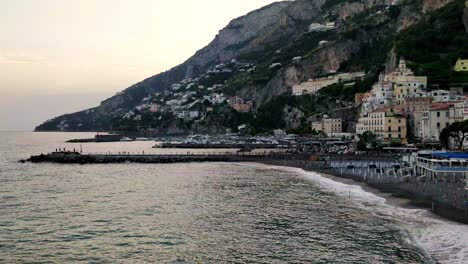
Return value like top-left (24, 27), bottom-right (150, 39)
top-left (22, 151), bottom-right (299, 164)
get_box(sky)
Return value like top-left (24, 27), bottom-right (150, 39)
top-left (0, 0), bottom-right (279, 131)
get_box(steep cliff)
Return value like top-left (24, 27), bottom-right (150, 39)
top-left (36, 0), bottom-right (464, 133)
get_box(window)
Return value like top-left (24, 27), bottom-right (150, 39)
top-left (398, 127), bottom-right (401, 132)
top-left (398, 119), bottom-right (401, 123)
top-left (388, 134), bottom-right (392, 138)
top-left (398, 134), bottom-right (402, 138)
top-left (437, 112), bottom-right (440, 117)
top-left (388, 127), bottom-right (391, 132)
top-left (446, 112), bottom-right (449, 117)
top-left (437, 122), bottom-right (441, 128)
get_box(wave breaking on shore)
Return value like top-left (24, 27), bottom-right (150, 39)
top-left (262, 164), bottom-right (468, 264)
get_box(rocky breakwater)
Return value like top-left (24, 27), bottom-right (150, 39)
top-left (20, 152), bottom-right (293, 164)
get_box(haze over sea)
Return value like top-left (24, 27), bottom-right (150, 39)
top-left (1, 132), bottom-right (467, 263)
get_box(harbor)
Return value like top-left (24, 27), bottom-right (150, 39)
top-left (22, 145), bottom-right (468, 223)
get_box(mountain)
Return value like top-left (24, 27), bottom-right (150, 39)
top-left (35, 0), bottom-right (468, 134)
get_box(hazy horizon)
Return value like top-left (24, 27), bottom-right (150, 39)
top-left (0, 0), bottom-right (279, 131)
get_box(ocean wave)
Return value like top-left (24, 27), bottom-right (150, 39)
top-left (258, 164), bottom-right (468, 264)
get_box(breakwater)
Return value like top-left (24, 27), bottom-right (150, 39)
top-left (22, 151), bottom-right (305, 164)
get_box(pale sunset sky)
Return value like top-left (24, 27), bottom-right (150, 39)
top-left (0, 0), bottom-right (279, 131)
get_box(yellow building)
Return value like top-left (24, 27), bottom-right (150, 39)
top-left (392, 76), bottom-right (427, 105)
top-left (385, 112), bottom-right (407, 144)
top-left (312, 118), bottom-right (342, 135)
top-left (454, 59), bottom-right (468, 72)
top-left (357, 108), bottom-right (407, 144)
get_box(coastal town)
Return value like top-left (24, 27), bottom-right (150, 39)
top-left (28, 56), bottom-right (468, 224)
top-left (113, 57), bottom-right (468, 151)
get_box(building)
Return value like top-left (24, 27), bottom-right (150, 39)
top-left (403, 97), bottom-right (433, 137)
top-left (420, 103), bottom-right (453, 140)
top-left (385, 111), bottom-right (408, 144)
top-left (416, 152), bottom-right (468, 185)
top-left (357, 108), bottom-right (407, 144)
top-left (450, 87), bottom-right (464, 97)
top-left (384, 59), bottom-right (419, 82)
top-left (454, 59), bottom-right (468, 72)
top-left (312, 118), bottom-right (342, 135)
top-left (356, 110), bottom-right (385, 135)
top-left (403, 97), bottom-right (433, 114)
top-left (233, 103), bottom-right (253, 113)
top-left (364, 82), bottom-right (394, 112)
top-left (449, 100), bottom-right (468, 123)
top-left (274, 129), bottom-right (287, 136)
top-left (429, 90), bottom-right (451, 102)
top-left (361, 59), bottom-right (427, 114)
top-left (149, 104), bottom-right (160, 113)
top-left (390, 60), bottom-right (428, 104)
top-left (293, 76), bottom-right (337, 96)
top-left (292, 72), bottom-right (366, 96)
top-left (308, 22), bottom-right (336, 32)
top-left (392, 78), bottom-right (427, 105)
top-left (228, 96), bottom-right (245, 106)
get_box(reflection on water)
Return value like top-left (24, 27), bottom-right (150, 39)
top-left (0, 132), bottom-right (429, 263)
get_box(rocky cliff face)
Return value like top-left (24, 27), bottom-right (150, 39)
top-left (36, 0), bottom-right (459, 133)
top-left (421, 0), bottom-right (453, 13)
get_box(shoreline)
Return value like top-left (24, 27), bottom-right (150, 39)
top-left (258, 160), bottom-right (468, 225)
top-left (254, 161), bottom-right (467, 264)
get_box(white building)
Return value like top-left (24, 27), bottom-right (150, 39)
top-left (292, 72), bottom-right (366, 96)
top-left (429, 90), bottom-right (451, 102)
top-left (308, 22), bottom-right (336, 32)
top-left (274, 129), bottom-right (287, 136)
top-left (363, 82), bottom-right (394, 113)
top-left (420, 103), bottom-right (452, 140)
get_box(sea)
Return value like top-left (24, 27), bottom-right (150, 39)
top-left (1, 132), bottom-right (467, 263)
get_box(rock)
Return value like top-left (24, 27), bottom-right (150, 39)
top-left (421, 0), bottom-right (453, 13)
top-left (35, 0), bottom-right (458, 133)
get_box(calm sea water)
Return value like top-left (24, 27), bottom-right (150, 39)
top-left (0, 132), bottom-right (450, 263)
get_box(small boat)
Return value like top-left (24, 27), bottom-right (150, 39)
top-left (120, 137), bottom-right (133, 142)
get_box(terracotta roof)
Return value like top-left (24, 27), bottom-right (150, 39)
top-left (430, 103), bottom-right (453, 111)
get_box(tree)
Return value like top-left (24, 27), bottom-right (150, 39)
top-left (440, 120), bottom-right (468, 150)
top-left (390, 138), bottom-right (402, 148)
top-left (357, 131), bottom-right (378, 150)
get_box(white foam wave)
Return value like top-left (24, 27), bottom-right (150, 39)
top-left (258, 164), bottom-right (468, 264)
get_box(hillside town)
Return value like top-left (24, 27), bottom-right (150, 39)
top-left (312, 59), bottom-right (468, 148)
top-left (118, 59), bottom-right (257, 125)
top-left (115, 56), bottom-right (468, 151)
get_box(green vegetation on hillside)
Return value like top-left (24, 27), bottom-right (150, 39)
top-left (396, 0), bottom-right (468, 88)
